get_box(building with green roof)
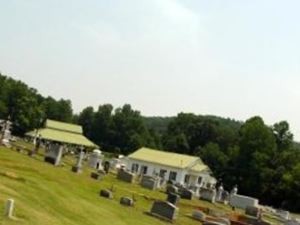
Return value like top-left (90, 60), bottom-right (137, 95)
top-left (26, 119), bottom-right (97, 148)
top-left (126, 147), bottom-right (216, 188)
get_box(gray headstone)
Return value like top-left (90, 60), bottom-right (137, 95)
top-left (141, 176), bottom-right (160, 190)
top-left (180, 188), bottom-right (194, 200)
top-left (4, 199), bottom-right (14, 218)
top-left (117, 170), bottom-right (135, 183)
top-left (100, 189), bottom-right (113, 199)
top-left (166, 185), bottom-right (178, 194)
top-left (120, 197), bottom-right (134, 206)
top-left (90, 172), bottom-right (102, 180)
top-left (72, 151), bottom-right (85, 173)
top-left (192, 210), bottom-right (206, 221)
top-left (150, 201), bottom-right (178, 221)
top-left (207, 209), bottom-right (227, 218)
top-left (245, 206), bottom-right (260, 218)
top-left (166, 193), bottom-right (180, 206)
top-left (199, 188), bottom-right (216, 203)
top-left (44, 144), bottom-right (63, 166)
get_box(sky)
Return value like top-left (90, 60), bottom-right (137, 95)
top-left (0, 0), bottom-right (299, 140)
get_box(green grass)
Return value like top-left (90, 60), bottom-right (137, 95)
top-left (0, 146), bottom-right (236, 225)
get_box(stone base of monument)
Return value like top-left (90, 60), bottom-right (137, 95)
top-left (71, 166), bottom-right (82, 173)
top-left (44, 157), bottom-right (56, 165)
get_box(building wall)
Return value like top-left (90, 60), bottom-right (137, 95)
top-left (126, 159), bottom-right (188, 184)
top-left (124, 158), bottom-right (217, 187)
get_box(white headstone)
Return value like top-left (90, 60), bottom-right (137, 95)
top-left (4, 199), bottom-right (14, 218)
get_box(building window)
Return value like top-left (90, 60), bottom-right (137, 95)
top-left (159, 169), bottom-right (167, 179)
top-left (184, 174), bottom-right (190, 184)
top-left (169, 171), bottom-right (177, 181)
top-left (131, 163), bottom-right (139, 173)
top-left (141, 166), bottom-right (148, 175)
top-left (198, 176), bottom-right (203, 185)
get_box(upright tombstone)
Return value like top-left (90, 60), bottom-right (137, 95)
top-left (117, 169), bottom-right (135, 183)
top-left (100, 189), bottom-right (113, 199)
top-left (217, 185), bottom-right (224, 202)
top-left (180, 188), bottom-right (194, 200)
top-left (72, 151), bottom-right (85, 173)
top-left (44, 143), bottom-right (63, 166)
top-left (245, 206), bottom-right (261, 218)
top-left (230, 185), bottom-right (238, 196)
top-left (88, 149), bottom-right (102, 169)
top-left (120, 197), bottom-right (134, 207)
top-left (199, 188), bottom-right (216, 203)
top-left (166, 192), bottom-right (180, 206)
top-left (0, 119), bottom-right (12, 146)
top-left (150, 201), bottom-right (178, 221)
top-left (141, 176), bottom-right (160, 190)
top-left (4, 199), bottom-right (14, 218)
top-left (229, 194), bottom-right (259, 209)
top-left (104, 161), bottom-right (110, 174)
top-left (221, 191), bottom-right (230, 204)
top-left (166, 184), bottom-right (178, 194)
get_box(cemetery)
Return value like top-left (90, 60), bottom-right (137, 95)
top-left (0, 138), bottom-right (299, 225)
top-left (0, 120), bottom-right (299, 225)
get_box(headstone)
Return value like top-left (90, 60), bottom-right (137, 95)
top-left (204, 222), bottom-right (225, 225)
top-left (44, 144), bottom-right (63, 166)
top-left (166, 185), bottom-right (178, 194)
top-left (192, 210), bottom-right (206, 221)
top-left (120, 197), bottom-right (134, 206)
top-left (166, 193), bottom-right (180, 206)
top-left (180, 188), bottom-right (194, 200)
top-left (207, 209), bottom-right (227, 218)
top-left (276, 210), bottom-right (290, 220)
top-left (229, 194), bottom-right (259, 209)
top-left (199, 188), bottom-right (216, 203)
top-left (230, 185), bottom-right (238, 195)
top-left (245, 206), bottom-right (260, 218)
top-left (141, 176), bottom-right (160, 190)
top-left (285, 220), bottom-right (300, 225)
top-left (217, 185), bottom-right (224, 202)
top-left (90, 172), bottom-right (102, 180)
top-left (4, 199), bottom-right (14, 218)
top-left (117, 169), bottom-right (135, 183)
top-left (104, 161), bottom-right (110, 174)
top-left (100, 189), bottom-right (113, 199)
top-left (88, 149), bottom-right (102, 169)
top-left (209, 217), bottom-right (231, 225)
top-left (220, 191), bottom-right (230, 204)
top-left (72, 151), bottom-right (85, 173)
top-left (150, 201), bottom-right (178, 221)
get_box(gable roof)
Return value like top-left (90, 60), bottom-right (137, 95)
top-left (128, 147), bottom-right (201, 169)
top-left (46, 119), bottom-right (82, 134)
top-left (26, 119), bottom-right (97, 148)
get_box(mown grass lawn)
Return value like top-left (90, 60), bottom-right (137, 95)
top-left (0, 146), bottom-right (236, 225)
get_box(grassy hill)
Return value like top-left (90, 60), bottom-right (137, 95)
top-left (0, 146), bottom-right (234, 225)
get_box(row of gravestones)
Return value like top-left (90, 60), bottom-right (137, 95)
top-left (116, 169), bottom-right (162, 191)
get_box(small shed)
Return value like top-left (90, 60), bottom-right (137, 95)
top-left (26, 119), bottom-right (97, 148)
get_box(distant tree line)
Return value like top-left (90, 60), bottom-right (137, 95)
top-left (1, 73), bottom-right (300, 212)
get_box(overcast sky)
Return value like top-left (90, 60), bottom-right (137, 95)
top-left (0, 0), bottom-right (299, 140)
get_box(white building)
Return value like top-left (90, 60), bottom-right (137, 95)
top-left (125, 147), bottom-right (216, 187)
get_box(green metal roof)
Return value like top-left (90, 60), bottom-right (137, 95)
top-left (46, 119), bottom-right (83, 134)
top-left (26, 119), bottom-right (97, 147)
top-left (189, 162), bottom-right (209, 173)
top-left (128, 147), bottom-right (206, 170)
